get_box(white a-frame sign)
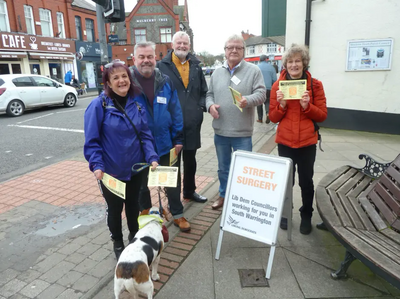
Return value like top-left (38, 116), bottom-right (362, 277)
top-left (215, 151), bottom-right (293, 279)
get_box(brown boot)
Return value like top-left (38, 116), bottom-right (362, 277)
top-left (174, 217), bottom-right (191, 232)
top-left (211, 196), bottom-right (224, 210)
top-left (266, 114), bottom-right (271, 124)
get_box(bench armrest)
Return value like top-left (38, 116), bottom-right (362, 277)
top-left (355, 154), bottom-right (392, 179)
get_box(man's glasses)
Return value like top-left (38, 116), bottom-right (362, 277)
top-left (105, 59), bottom-right (126, 69)
top-left (224, 46), bottom-right (244, 51)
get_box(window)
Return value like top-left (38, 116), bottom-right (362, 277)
top-left (57, 12), bottom-right (65, 38)
top-left (249, 46), bottom-right (255, 55)
top-left (0, 0), bottom-right (10, 32)
top-left (39, 9), bottom-right (53, 37)
top-left (75, 16), bottom-right (82, 41)
top-left (134, 29), bottom-right (146, 43)
top-left (12, 77), bottom-right (34, 87)
top-left (24, 6), bottom-right (35, 34)
top-left (85, 19), bottom-right (95, 42)
top-left (32, 76), bottom-right (54, 87)
top-left (160, 28), bottom-right (172, 43)
top-left (267, 43), bottom-right (277, 53)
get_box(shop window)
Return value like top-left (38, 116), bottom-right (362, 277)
top-left (267, 43), bottom-right (277, 53)
top-left (12, 64), bottom-right (21, 74)
top-left (0, 0), bottom-right (10, 32)
top-left (160, 28), bottom-right (172, 43)
top-left (12, 77), bottom-right (34, 87)
top-left (85, 19), bottom-right (95, 42)
top-left (134, 29), bottom-right (146, 43)
top-left (80, 61), bottom-right (97, 89)
top-left (24, 5), bottom-right (35, 35)
top-left (249, 46), bottom-right (255, 55)
top-left (75, 16), bottom-right (83, 41)
top-left (0, 64), bottom-right (9, 74)
top-left (57, 12), bottom-right (66, 38)
top-left (39, 8), bottom-right (53, 37)
top-left (30, 64), bottom-right (41, 75)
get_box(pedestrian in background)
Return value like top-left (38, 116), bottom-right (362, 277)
top-left (84, 59), bottom-right (159, 260)
top-left (257, 55), bottom-right (277, 124)
top-left (130, 42), bottom-right (191, 232)
top-left (269, 44), bottom-right (327, 235)
top-left (206, 34), bottom-right (266, 210)
top-left (158, 31), bottom-right (209, 204)
top-left (64, 70), bottom-right (72, 85)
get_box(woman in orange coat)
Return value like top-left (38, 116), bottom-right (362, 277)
top-left (269, 44), bottom-right (327, 235)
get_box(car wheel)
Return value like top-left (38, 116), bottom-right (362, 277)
top-left (64, 93), bottom-right (77, 107)
top-left (6, 99), bottom-right (25, 117)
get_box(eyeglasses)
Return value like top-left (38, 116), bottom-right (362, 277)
top-left (105, 59), bottom-right (126, 69)
top-left (224, 46), bottom-right (244, 51)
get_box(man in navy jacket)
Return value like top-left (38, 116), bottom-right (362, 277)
top-left (130, 41), bottom-right (190, 232)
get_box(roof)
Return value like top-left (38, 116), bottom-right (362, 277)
top-left (72, 0), bottom-right (96, 12)
top-left (245, 35), bottom-right (285, 47)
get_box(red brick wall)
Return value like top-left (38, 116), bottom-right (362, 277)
top-left (5, 0), bottom-right (97, 41)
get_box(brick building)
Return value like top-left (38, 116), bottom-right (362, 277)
top-left (0, 0), bottom-right (110, 89)
top-left (108, 0), bottom-right (193, 65)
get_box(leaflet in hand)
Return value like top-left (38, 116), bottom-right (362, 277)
top-left (229, 86), bottom-right (243, 112)
top-left (169, 148), bottom-right (178, 166)
top-left (279, 80), bottom-right (307, 100)
top-left (102, 173), bottom-right (126, 199)
top-left (148, 166), bottom-right (178, 187)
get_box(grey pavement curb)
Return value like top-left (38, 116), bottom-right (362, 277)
top-left (81, 132), bottom-right (277, 299)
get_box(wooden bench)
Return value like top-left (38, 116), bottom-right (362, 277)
top-left (316, 153), bottom-right (400, 290)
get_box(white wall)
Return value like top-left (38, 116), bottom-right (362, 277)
top-left (286, 0), bottom-right (400, 114)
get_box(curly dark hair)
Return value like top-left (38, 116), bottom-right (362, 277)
top-left (102, 60), bottom-right (139, 98)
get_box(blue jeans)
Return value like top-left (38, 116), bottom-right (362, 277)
top-left (214, 134), bottom-right (252, 198)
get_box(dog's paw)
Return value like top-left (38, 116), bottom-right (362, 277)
top-left (151, 273), bottom-right (160, 281)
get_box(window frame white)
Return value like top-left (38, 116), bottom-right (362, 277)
top-left (39, 8), bottom-right (53, 37)
top-left (134, 29), bottom-right (146, 43)
top-left (0, 0), bottom-right (11, 32)
top-left (24, 5), bottom-right (35, 35)
top-left (160, 27), bottom-right (172, 43)
top-left (249, 45), bottom-right (255, 55)
top-left (85, 18), bottom-right (95, 42)
top-left (56, 12), bottom-right (65, 38)
top-left (267, 43), bottom-right (277, 53)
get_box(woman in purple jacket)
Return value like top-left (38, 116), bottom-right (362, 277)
top-left (84, 60), bottom-right (159, 260)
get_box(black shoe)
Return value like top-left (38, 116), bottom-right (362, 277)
top-left (316, 222), bottom-right (328, 231)
top-left (300, 218), bottom-right (312, 235)
top-left (113, 240), bottom-right (125, 260)
top-left (280, 217), bottom-right (288, 230)
top-left (128, 232), bottom-right (136, 244)
top-left (187, 192), bottom-right (207, 203)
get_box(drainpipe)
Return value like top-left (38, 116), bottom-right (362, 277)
top-left (305, 0), bottom-right (313, 47)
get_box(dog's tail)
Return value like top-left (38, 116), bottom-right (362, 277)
top-left (115, 261), bottom-right (150, 283)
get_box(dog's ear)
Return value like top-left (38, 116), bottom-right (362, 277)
top-left (140, 208), bottom-right (151, 216)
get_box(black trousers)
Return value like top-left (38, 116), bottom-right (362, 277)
top-left (278, 143), bottom-right (316, 218)
top-left (98, 176), bottom-right (142, 242)
top-left (138, 153), bottom-right (183, 218)
top-left (257, 89), bottom-right (271, 120)
top-left (178, 149), bottom-right (198, 198)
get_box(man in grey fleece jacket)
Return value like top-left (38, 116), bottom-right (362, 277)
top-left (206, 34), bottom-right (266, 210)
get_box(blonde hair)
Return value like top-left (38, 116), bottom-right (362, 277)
top-left (282, 44), bottom-right (310, 70)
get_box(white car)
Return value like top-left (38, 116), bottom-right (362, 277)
top-left (0, 74), bottom-right (78, 117)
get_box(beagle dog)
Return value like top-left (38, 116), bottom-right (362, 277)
top-left (114, 207), bottom-right (164, 299)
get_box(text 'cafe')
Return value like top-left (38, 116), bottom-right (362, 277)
top-left (0, 32), bottom-right (75, 83)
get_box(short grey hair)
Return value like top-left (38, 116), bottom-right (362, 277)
top-left (134, 41), bottom-right (156, 56)
top-left (224, 34), bottom-right (246, 48)
top-left (282, 44), bottom-right (310, 69)
top-left (172, 31), bottom-right (190, 44)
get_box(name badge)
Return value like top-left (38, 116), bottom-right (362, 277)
top-left (231, 75), bottom-right (241, 85)
top-left (157, 96), bottom-right (167, 104)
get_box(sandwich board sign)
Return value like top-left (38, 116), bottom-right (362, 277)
top-left (215, 151), bottom-right (293, 279)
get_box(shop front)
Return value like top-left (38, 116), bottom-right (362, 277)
top-left (75, 41), bottom-right (112, 91)
top-left (0, 32), bottom-right (75, 83)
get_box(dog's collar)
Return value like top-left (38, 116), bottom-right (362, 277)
top-left (138, 215), bottom-right (163, 229)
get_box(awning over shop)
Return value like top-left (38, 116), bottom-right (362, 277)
top-left (0, 51), bottom-right (27, 58)
top-left (245, 56), bottom-right (282, 62)
top-left (29, 52), bottom-right (74, 60)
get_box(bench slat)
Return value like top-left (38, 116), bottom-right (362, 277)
top-left (337, 171), bottom-right (365, 195)
top-left (368, 230), bottom-right (400, 252)
top-left (316, 186), bottom-right (342, 227)
top-left (318, 166), bottom-right (350, 188)
top-left (375, 176), bottom-right (400, 215)
top-left (385, 166), bottom-right (400, 197)
top-left (348, 174), bottom-right (373, 199)
top-left (337, 191), bottom-right (365, 229)
top-left (359, 196), bottom-right (387, 231)
top-left (327, 189), bottom-right (353, 227)
top-left (346, 227), bottom-right (400, 261)
top-left (391, 219), bottom-right (400, 231)
top-left (380, 227), bottom-right (400, 244)
top-left (334, 226), bottom-right (400, 282)
top-left (368, 190), bottom-right (397, 225)
top-left (347, 195), bottom-right (376, 230)
top-left (328, 168), bottom-right (359, 191)
top-left (362, 230), bottom-right (400, 258)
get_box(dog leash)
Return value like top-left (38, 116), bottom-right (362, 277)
top-left (157, 187), bottom-right (164, 215)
